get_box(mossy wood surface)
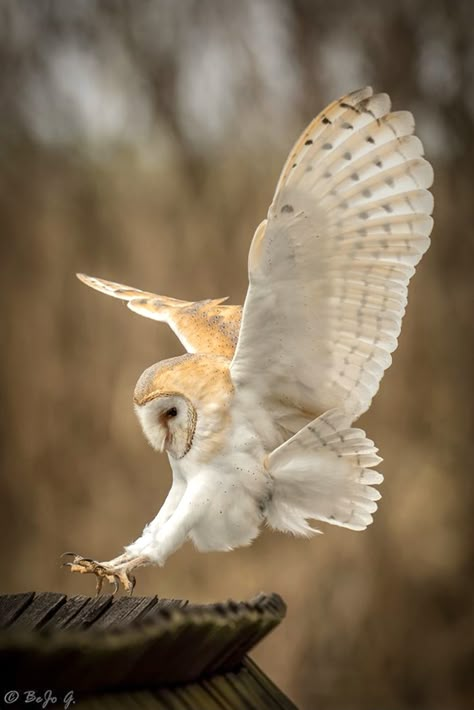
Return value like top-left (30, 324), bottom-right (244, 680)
top-left (0, 591), bottom-right (297, 709)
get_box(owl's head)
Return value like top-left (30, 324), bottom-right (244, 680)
top-left (133, 353), bottom-right (233, 459)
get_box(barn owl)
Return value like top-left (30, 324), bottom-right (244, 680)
top-left (64, 87), bottom-right (433, 594)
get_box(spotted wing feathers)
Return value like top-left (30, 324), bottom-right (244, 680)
top-left (231, 87), bottom-right (433, 426)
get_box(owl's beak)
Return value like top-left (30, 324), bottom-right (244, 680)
top-left (159, 435), bottom-right (166, 453)
top-left (155, 428), bottom-right (167, 454)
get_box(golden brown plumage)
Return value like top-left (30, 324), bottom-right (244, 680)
top-left (76, 273), bottom-right (241, 358)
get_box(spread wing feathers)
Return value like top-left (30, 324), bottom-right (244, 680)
top-left (231, 87), bottom-right (433, 425)
top-left (76, 273), bottom-right (242, 358)
top-left (265, 409), bottom-right (383, 535)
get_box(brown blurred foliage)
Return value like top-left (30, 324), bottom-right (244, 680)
top-left (1, 1), bottom-right (473, 708)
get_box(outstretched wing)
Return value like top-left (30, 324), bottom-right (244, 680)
top-left (230, 87), bottom-right (433, 427)
top-left (77, 273), bottom-right (241, 358)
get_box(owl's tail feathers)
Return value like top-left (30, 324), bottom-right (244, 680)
top-left (264, 409), bottom-right (383, 536)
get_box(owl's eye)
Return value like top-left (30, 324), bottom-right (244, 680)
top-left (165, 407), bottom-right (178, 418)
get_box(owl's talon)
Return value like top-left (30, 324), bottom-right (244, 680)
top-left (62, 552), bottom-right (142, 595)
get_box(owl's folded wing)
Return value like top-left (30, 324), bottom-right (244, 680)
top-left (77, 273), bottom-right (241, 358)
top-left (230, 87), bottom-right (433, 427)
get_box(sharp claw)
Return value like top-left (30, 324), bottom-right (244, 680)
top-left (61, 554), bottom-right (93, 569)
top-left (63, 551), bottom-right (145, 596)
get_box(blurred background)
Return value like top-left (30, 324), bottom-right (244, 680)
top-left (1, 1), bottom-right (473, 708)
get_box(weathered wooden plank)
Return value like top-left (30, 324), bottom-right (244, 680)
top-left (9, 592), bottom-right (66, 630)
top-left (229, 666), bottom-right (279, 708)
top-left (244, 658), bottom-right (298, 710)
top-left (0, 591), bottom-right (290, 701)
top-left (128, 615), bottom-right (227, 687)
top-left (0, 592), bottom-right (34, 629)
top-left (92, 595), bottom-right (159, 630)
top-left (204, 672), bottom-right (254, 709)
top-left (63, 594), bottom-right (113, 629)
top-left (175, 616), bottom-right (242, 681)
top-left (215, 616), bottom-right (280, 674)
top-left (41, 595), bottom-right (91, 631)
top-left (208, 594), bottom-right (286, 674)
top-left (150, 598), bottom-right (189, 612)
top-left (200, 676), bottom-right (237, 710)
top-left (136, 598), bottom-right (187, 624)
top-left (173, 682), bottom-right (225, 710)
top-left (68, 666), bottom-right (298, 710)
